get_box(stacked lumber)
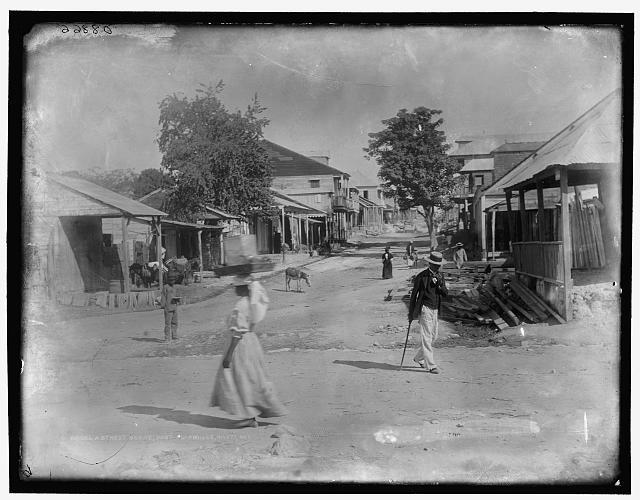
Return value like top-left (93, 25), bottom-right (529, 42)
top-left (569, 189), bottom-right (606, 269)
top-left (389, 269), bottom-right (565, 330)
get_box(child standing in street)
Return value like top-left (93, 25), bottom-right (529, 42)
top-left (160, 271), bottom-right (180, 342)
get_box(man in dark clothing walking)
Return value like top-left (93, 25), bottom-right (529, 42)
top-left (408, 251), bottom-right (448, 374)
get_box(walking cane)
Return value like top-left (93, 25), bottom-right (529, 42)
top-left (400, 320), bottom-right (412, 370)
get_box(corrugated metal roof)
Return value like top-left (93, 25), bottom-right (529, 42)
top-left (162, 219), bottom-right (223, 230)
top-left (49, 174), bottom-right (167, 217)
top-left (460, 158), bottom-right (494, 172)
top-left (491, 141), bottom-right (547, 154)
top-left (204, 206), bottom-right (242, 220)
top-left (449, 133), bottom-right (549, 157)
top-left (358, 196), bottom-right (381, 208)
top-left (484, 188), bottom-right (561, 212)
top-left (485, 89), bottom-right (621, 195)
top-left (263, 140), bottom-right (349, 178)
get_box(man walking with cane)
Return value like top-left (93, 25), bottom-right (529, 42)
top-left (407, 251), bottom-right (448, 374)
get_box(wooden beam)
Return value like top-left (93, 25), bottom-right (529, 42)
top-left (560, 168), bottom-right (572, 321)
top-left (505, 190), bottom-right (515, 250)
top-left (519, 189), bottom-right (528, 241)
top-left (491, 209), bottom-right (496, 261)
top-left (197, 230), bottom-right (203, 273)
top-left (156, 217), bottom-right (163, 290)
top-left (537, 182), bottom-right (546, 242)
top-left (281, 206), bottom-right (286, 257)
top-left (121, 216), bottom-right (131, 293)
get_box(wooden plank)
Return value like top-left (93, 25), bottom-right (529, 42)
top-left (559, 168), bottom-right (572, 321)
top-left (509, 279), bottom-right (548, 320)
top-left (505, 297), bottom-right (538, 323)
top-left (121, 216), bottom-right (131, 293)
top-left (505, 191), bottom-right (516, 248)
top-left (537, 182), bottom-right (546, 241)
top-left (519, 189), bottom-right (528, 241)
top-left (484, 287), bottom-right (520, 326)
top-left (511, 278), bottom-right (565, 324)
top-left (591, 205), bottom-right (606, 266)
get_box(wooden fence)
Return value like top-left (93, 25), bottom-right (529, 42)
top-left (512, 241), bottom-right (564, 284)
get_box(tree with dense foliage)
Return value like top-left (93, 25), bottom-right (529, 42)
top-left (364, 107), bottom-right (463, 249)
top-left (156, 81), bottom-right (274, 221)
top-left (133, 168), bottom-right (173, 198)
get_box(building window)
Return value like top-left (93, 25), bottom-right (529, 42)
top-left (363, 190), bottom-right (369, 199)
top-left (377, 190), bottom-right (382, 199)
top-left (309, 179), bottom-right (320, 188)
top-left (315, 194), bottom-right (322, 203)
top-left (474, 174), bottom-right (484, 187)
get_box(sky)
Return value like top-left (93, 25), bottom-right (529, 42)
top-left (24, 23), bottom-right (622, 185)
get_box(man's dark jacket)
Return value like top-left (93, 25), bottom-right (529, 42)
top-left (408, 268), bottom-right (448, 320)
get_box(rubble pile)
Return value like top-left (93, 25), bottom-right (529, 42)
top-left (390, 263), bottom-right (565, 331)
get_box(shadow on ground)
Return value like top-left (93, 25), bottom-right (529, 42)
top-left (333, 360), bottom-right (424, 372)
top-left (117, 405), bottom-right (275, 428)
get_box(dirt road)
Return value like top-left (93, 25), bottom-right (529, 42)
top-left (21, 236), bottom-right (621, 484)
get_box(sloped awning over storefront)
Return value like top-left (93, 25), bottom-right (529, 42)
top-left (484, 88), bottom-right (621, 196)
top-left (48, 174), bottom-right (167, 218)
top-left (271, 189), bottom-right (327, 217)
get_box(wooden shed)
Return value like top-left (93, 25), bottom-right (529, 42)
top-left (485, 88), bottom-right (622, 320)
top-left (25, 171), bottom-right (166, 299)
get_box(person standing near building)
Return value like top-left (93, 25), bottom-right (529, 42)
top-left (160, 270), bottom-right (180, 342)
top-left (210, 275), bottom-right (288, 428)
top-left (405, 240), bottom-right (418, 267)
top-left (452, 242), bottom-right (468, 269)
top-left (382, 246), bottom-right (394, 279)
top-left (408, 251), bottom-right (448, 374)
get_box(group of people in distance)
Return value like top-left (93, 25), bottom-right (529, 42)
top-left (381, 238), bottom-right (469, 280)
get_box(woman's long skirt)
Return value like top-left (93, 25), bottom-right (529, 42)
top-left (211, 331), bottom-right (288, 419)
top-left (382, 260), bottom-right (393, 279)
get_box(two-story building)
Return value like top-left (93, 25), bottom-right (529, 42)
top-left (263, 140), bottom-right (358, 243)
top-left (448, 133), bottom-right (549, 257)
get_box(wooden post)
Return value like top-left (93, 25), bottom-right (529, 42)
top-left (537, 182), bottom-right (546, 242)
top-left (519, 189), bottom-right (528, 241)
top-left (505, 190), bottom-right (516, 249)
top-left (480, 195), bottom-right (487, 260)
top-left (156, 217), bottom-right (163, 290)
top-left (121, 216), bottom-right (131, 293)
top-left (560, 168), bottom-right (573, 321)
top-left (219, 231), bottom-right (224, 265)
top-left (463, 198), bottom-right (468, 230)
top-left (306, 215), bottom-right (310, 249)
top-left (491, 209), bottom-right (496, 260)
top-left (325, 216), bottom-right (329, 242)
top-left (281, 206), bottom-right (286, 248)
top-left (197, 230), bottom-right (203, 272)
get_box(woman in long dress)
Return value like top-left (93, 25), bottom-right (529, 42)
top-left (382, 246), bottom-right (393, 279)
top-left (210, 276), bottom-right (288, 428)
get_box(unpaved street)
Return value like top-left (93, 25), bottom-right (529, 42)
top-left (21, 236), bottom-right (620, 483)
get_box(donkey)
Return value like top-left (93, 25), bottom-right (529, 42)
top-left (285, 267), bottom-right (311, 292)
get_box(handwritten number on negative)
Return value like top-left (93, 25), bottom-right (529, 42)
top-left (58, 24), bottom-right (113, 35)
